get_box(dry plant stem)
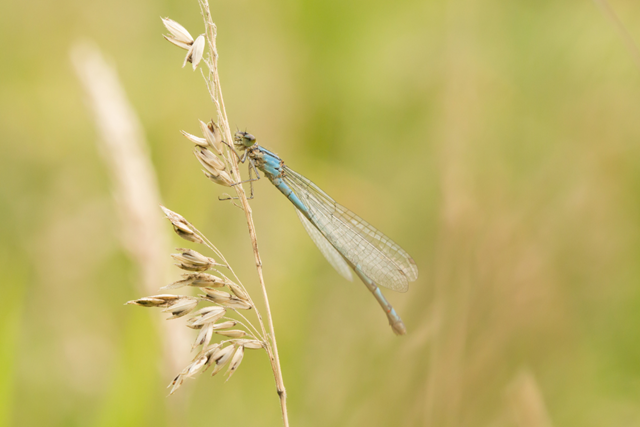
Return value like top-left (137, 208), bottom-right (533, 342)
top-left (72, 42), bottom-right (192, 426)
top-left (197, 1), bottom-right (289, 425)
top-left (70, 42), bottom-right (190, 375)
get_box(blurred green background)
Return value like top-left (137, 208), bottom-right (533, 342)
top-left (2, 0), bottom-right (640, 426)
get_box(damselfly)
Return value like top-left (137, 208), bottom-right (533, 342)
top-left (231, 131), bottom-right (418, 335)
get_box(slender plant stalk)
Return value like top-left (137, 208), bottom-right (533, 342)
top-left (70, 42), bottom-right (190, 374)
top-left (71, 41), bottom-right (192, 425)
top-left (133, 5), bottom-right (289, 424)
top-left (197, 1), bottom-right (289, 425)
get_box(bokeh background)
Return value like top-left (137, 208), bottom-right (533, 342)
top-left (2, 0), bottom-right (640, 426)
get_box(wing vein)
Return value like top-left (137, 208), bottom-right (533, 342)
top-left (283, 166), bottom-right (417, 292)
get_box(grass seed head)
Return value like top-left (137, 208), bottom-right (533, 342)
top-left (173, 225), bottom-right (203, 244)
top-left (162, 272), bottom-right (226, 290)
top-left (161, 206), bottom-right (203, 244)
top-left (202, 288), bottom-right (232, 303)
top-left (215, 329), bottom-right (246, 338)
top-left (168, 374), bottom-right (184, 395)
top-left (181, 130), bottom-right (208, 148)
top-left (226, 282), bottom-right (250, 301)
top-left (200, 120), bottom-right (224, 155)
top-left (171, 248), bottom-right (216, 271)
top-left (162, 297), bottom-right (199, 319)
top-left (210, 345), bottom-right (236, 376)
top-left (183, 34), bottom-right (205, 70)
top-left (183, 354), bottom-right (208, 378)
top-left (192, 322), bottom-right (215, 350)
top-left (226, 346), bottom-right (244, 380)
top-left (202, 343), bottom-right (222, 371)
top-left (234, 339), bottom-right (264, 350)
top-left (222, 297), bottom-right (252, 310)
top-left (194, 146), bottom-right (226, 172)
top-left (161, 17), bottom-right (194, 46)
top-left (194, 147), bottom-right (233, 187)
top-left (203, 169), bottom-right (233, 187)
top-left (131, 10), bottom-right (286, 406)
top-left (163, 35), bottom-right (192, 50)
top-left (187, 306), bottom-right (226, 327)
top-left (211, 320), bottom-right (237, 330)
top-left (125, 294), bottom-right (182, 308)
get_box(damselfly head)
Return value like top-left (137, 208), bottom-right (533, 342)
top-left (233, 131), bottom-right (256, 149)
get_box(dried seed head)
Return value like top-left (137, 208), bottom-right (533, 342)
top-left (195, 147), bottom-right (233, 187)
top-left (183, 34), bottom-right (205, 70)
top-left (211, 320), bottom-right (237, 330)
top-left (125, 294), bottom-right (182, 308)
top-left (178, 229), bottom-right (202, 243)
top-left (192, 35), bottom-right (205, 69)
top-left (186, 322), bottom-right (204, 330)
top-left (187, 306), bottom-right (226, 327)
top-left (162, 297), bottom-right (199, 319)
top-left (126, 295), bottom-right (199, 319)
top-left (161, 206), bottom-right (203, 244)
top-left (171, 248), bottom-right (216, 272)
top-left (183, 354), bottom-right (208, 378)
top-left (202, 288), bottom-right (232, 303)
top-left (214, 329), bottom-right (246, 338)
top-left (199, 120), bottom-right (224, 155)
top-left (202, 343), bottom-right (222, 371)
top-left (175, 247), bottom-right (215, 264)
top-left (226, 282), bottom-right (250, 302)
top-left (203, 169), bottom-right (234, 187)
top-left (181, 130), bottom-right (208, 148)
top-left (221, 297), bottom-right (252, 310)
top-left (163, 35), bottom-right (192, 50)
top-left (192, 322), bottom-right (214, 350)
top-left (191, 273), bottom-right (228, 287)
top-left (168, 373), bottom-right (184, 395)
top-left (226, 346), bottom-right (244, 380)
top-left (162, 272), bottom-right (227, 290)
top-left (235, 339), bottom-right (264, 350)
top-left (161, 206), bottom-right (187, 223)
top-left (210, 344), bottom-right (235, 376)
top-left (194, 146), bottom-right (226, 173)
top-left (173, 225), bottom-right (203, 244)
top-left (161, 17), bottom-right (194, 46)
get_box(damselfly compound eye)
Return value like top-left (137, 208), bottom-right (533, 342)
top-left (234, 131), bottom-right (257, 148)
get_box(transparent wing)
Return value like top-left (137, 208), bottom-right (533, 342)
top-left (295, 209), bottom-right (353, 282)
top-left (284, 166), bottom-right (418, 292)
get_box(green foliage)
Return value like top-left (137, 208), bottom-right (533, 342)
top-left (2, 0), bottom-right (640, 425)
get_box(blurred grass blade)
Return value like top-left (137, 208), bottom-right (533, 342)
top-left (69, 40), bottom-right (190, 379)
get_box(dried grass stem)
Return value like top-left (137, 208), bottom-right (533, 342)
top-left (197, 1), bottom-right (288, 424)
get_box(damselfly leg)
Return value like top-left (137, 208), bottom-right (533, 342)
top-left (218, 158), bottom-right (261, 202)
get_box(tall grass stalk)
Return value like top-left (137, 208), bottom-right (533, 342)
top-left (127, 2), bottom-right (289, 426)
top-left (70, 41), bottom-right (189, 375)
top-left (198, 1), bottom-right (288, 422)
